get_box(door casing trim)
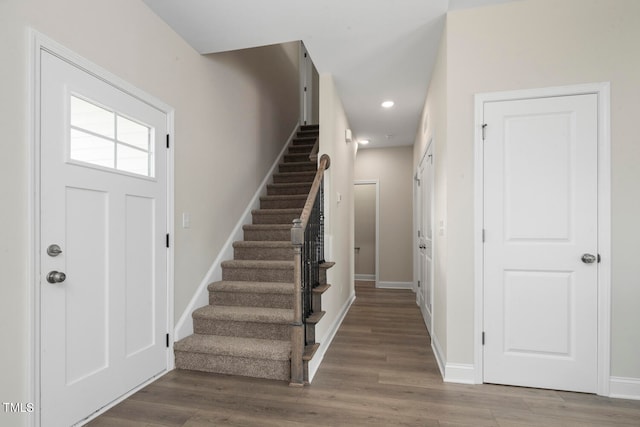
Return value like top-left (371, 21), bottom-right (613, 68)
top-left (29, 29), bottom-right (176, 426)
top-left (473, 82), bottom-right (611, 395)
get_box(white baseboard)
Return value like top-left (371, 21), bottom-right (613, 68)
top-left (174, 124), bottom-right (299, 341)
top-left (610, 376), bottom-right (640, 400)
top-left (308, 291), bottom-right (356, 382)
top-left (354, 274), bottom-right (375, 281)
top-left (376, 281), bottom-right (413, 289)
top-left (431, 333), bottom-right (446, 380)
top-left (444, 363), bottom-right (476, 384)
top-left (431, 333), bottom-right (477, 384)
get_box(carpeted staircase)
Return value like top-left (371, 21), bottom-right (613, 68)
top-left (174, 125), bottom-right (331, 382)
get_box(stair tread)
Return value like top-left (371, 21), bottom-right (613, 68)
top-left (288, 142), bottom-right (315, 148)
top-left (279, 160), bottom-right (316, 166)
top-left (208, 280), bottom-right (294, 294)
top-left (252, 208), bottom-right (303, 214)
top-left (306, 311), bottom-right (325, 324)
top-left (273, 172), bottom-right (315, 180)
top-left (222, 259), bottom-right (294, 269)
top-left (268, 182), bottom-right (312, 188)
top-left (302, 343), bottom-right (320, 361)
top-left (243, 224), bottom-right (292, 230)
top-left (233, 241), bottom-right (292, 248)
top-left (261, 194), bottom-right (308, 200)
top-left (312, 283), bottom-right (331, 294)
top-left (194, 305), bottom-right (293, 323)
top-left (320, 261), bottom-right (336, 269)
top-left (175, 334), bottom-right (291, 360)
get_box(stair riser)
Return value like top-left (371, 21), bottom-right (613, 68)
top-left (287, 145), bottom-right (315, 154)
top-left (243, 228), bottom-right (290, 241)
top-left (194, 318), bottom-right (290, 341)
top-left (252, 212), bottom-right (300, 225)
top-left (279, 163), bottom-right (316, 173)
top-left (223, 266), bottom-right (294, 282)
top-left (260, 198), bottom-right (306, 209)
top-left (296, 132), bottom-right (318, 138)
top-left (175, 352), bottom-right (290, 381)
top-left (272, 173), bottom-right (315, 184)
top-left (234, 246), bottom-right (294, 260)
top-left (267, 184), bottom-right (312, 196)
top-left (210, 292), bottom-right (293, 309)
top-left (284, 154), bottom-right (311, 163)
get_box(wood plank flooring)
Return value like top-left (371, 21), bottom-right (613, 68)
top-left (88, 281), bottom-right (640, 426)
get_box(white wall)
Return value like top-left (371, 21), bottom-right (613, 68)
top-left (315, 74), bottom-right (356, 346)
top-left (416, 0), bottom-right (640, 381)
top-left (0, 1), bottom-right (300, 425)
top-left (355, 147), bottom-right (414, 283)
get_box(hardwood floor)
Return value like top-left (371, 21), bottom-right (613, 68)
top-left (88, 281), bottom-right (640, 426)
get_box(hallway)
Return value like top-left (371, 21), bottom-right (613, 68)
top-left (89, 282), bottom-right (640, 426)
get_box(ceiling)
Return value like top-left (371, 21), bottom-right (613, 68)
top-left (143, 0), bottom-right (517, 149)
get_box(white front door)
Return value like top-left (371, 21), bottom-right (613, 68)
top-left (417, 144), bottom-right (434, 334)
top-left (482, 94), bottom-right (598, 392)
top-left (40, 50), bottom-right (169, 426)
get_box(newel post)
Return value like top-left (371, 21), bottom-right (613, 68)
top-left (290, 218), bottom-right (304, 387)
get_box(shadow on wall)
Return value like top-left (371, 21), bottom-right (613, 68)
top-left (204, 41), bottom-right (301, 173)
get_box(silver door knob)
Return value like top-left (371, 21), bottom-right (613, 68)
top-left (581, 253), bottom-right (597, 264)
top-left (47, 271), bottom-right (66, 283)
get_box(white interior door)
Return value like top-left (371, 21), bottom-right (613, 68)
top-left (300, 43), bottom-right (313, 125)
top-left (417, 145), bottom-right (434, 333)
top-left (482, 94), bottom-right (598, 393)
top-left (40, 50), bottom-right (169, 426)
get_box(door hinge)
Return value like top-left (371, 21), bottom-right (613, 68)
top-left (482, 332), bottom-right (485, 345)
top-left (418, 280), bottom-right (421, 288)
top-left (598, 254), bottom-right (601, 263)
top-left (304, 86), bottom-right (308, 92)
top-left (482, 124), bottom-right (487, 140)
top-left (304, 52), bottom-right (307, 58)
top-left (166, 233), bottom-right (170, 248)
top-left (166, 134), bottom-right (170, 149)
top-left (482, 229), bottom-right (485, 243)
top-left (166, 333), bottom-right (170, 348)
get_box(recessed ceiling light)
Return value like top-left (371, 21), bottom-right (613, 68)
top-left (381, 100), bottom-right (395, 108)
top-left (359, 139), bottom-right (370, 145)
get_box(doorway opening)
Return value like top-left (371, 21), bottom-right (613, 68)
top-left (354, 181), bottom-right (379, 285)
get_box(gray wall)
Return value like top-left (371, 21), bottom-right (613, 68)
top-left (355, 146), bottom-right (414, 284)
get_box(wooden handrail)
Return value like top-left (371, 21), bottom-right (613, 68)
top-left (298, 154), bottom-right (330, 232)
top-left (309, 137), bottom-right (320, 163)
top-left (290, 153), bottom-right (330, 386)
